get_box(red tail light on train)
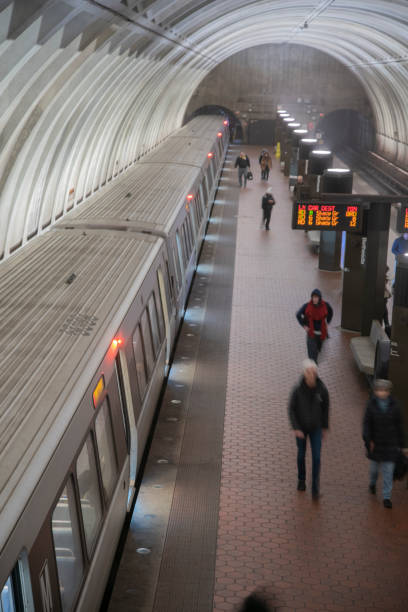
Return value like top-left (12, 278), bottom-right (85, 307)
top-left (111, 338), bottom-right (123, 351)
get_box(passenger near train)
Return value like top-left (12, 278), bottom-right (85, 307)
top-left (0, 117), bottom-right (228, 611)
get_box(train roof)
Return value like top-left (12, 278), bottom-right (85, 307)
top-left (139, 116), bottom-right (225, 165)
top-left (58, 116), bottom-right (226, 233)
top-left (0, 228), bottom-right (162, 552)
top-left (61, 163), bottom-right (200, 232)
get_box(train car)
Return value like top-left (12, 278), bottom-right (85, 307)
top-left (58, 117), bottom-right (228, 364)
top-left (0, 228), bottom-right (172, 611)
top-left (0, 117), bottom-right (228, 611)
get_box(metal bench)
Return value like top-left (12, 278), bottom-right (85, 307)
top-left (350, 320), bottom-right (389, 376)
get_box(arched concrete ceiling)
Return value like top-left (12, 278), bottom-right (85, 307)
top-left (0, 0), bottom-right (407, 259)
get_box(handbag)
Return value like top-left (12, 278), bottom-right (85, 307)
top-left (393, 450), bottom-right (408, 480)
top-left (246, 171), bottom-right (253, 181)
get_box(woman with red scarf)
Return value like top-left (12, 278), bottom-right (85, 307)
top-left (296, 289), bottom-right (333, 363)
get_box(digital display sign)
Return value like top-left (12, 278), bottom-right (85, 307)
top-left (396, 204), bottom-right (408, 233)
top-left (292, 201), bottom-right (363, 232)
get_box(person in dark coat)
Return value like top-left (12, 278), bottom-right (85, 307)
top-left (234, 152), bottom-right (251, 188)
top-left (362, 379), bottom-right (405, 508)
top-left (238, 592), bottom-right (274, 611)
top-left (288, 359), bottom-right (330, 499)
top-left (259, 150), bottom-right (272, 180)
top-left (296, 289), bottom-right (333, 363)
top-left (261, 191), bottom-right (275, 230)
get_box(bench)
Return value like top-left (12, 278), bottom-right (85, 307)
top-left (350, 320), bottom-right (389, 376)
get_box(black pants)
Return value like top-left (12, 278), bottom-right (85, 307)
top-left (263, 210), bottom-right (271, 229)
top-left (307, 335), bottom-right (323, 362)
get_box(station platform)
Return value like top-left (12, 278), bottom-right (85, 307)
top-left (107, 146), bottom-right (408, 612)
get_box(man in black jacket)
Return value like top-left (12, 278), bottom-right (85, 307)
top-left (261, 191), bottom-right (275, 230)
top-left (362, 379), bottom-right (405, 508)
top-left (234, 152), bottom-right (251, 188)
top-left (288, 359), bottom-right (330, 499)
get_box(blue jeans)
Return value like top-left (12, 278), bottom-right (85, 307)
top-left (296, 429), bottom-right (322, 493)
top-left (369, 460), bottom-right (395, 500)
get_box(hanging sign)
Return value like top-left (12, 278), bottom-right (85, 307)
top-left (292, 201), bottom-right (363, 232)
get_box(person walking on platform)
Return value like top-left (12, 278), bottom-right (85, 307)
top-left (261, 190), bottom-right (275, 230)
top-left (239, 592), bottom-right (274, 611)
top-left (363, 379), bottom-right (404, 509)
top-left (288, 359), bottom-right (330, 500)
top-left (296, 289), bottom-right (333, 363)
top-left (235, 152), bottom-right (251, 188)
top-left (259, 150), bottom-right (272, 180)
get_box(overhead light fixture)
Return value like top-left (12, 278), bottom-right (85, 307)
top-left (312, 149), bottom-right (332, 155)
top-left (283, 117), bottom-right (295, 122)
top-left (294, 129), bottom-right (308, 134)
top-left (288, 122), bottom-right (301, 127)
top-left (327, 168), bottom-right (350, 173)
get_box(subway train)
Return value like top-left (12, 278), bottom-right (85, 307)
top-left (0, 117), bottom-right (228, 611)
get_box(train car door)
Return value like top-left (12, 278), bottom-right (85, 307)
top-left (157, 267), bottom-right (171, 366)
top-left (115, 352), bottom-right (138, 511)
top-left (28, 517), bottom-right (64, 611)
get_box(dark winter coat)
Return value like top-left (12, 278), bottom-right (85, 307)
top-left (235, 155), bottom-right (250, 168)
top-left (288, 377), bottom-right (329, 434)
top-left (362, 396), bottom-right (404, 462)
top-left (262, 194), bottom-right (275, 214)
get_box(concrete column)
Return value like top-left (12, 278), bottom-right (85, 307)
top-left (361, 202), bottom-right (391, 335)
top-left (341, 202), bottom-right (390, 333)
top-left (388, 256), bottom-right (408, 442)
top-left (319, 168), bottom-right (352, 271)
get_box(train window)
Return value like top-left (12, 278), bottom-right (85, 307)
top-left (1, 554), bottom-right (33, 612)
top-left (186, 215), bottom-right (195, 250)
top-left (196, 191), bottom-right (204, 223)
top-left (95, 400), bottom-right (118, 501)
top-left (1, 575), bottom-right (16, 611)
top-left (154, 286), bottom-right (165, 340)
top-left (133, 325), bottom-right (147, 399)
top-left (115, 358), bottom-right (131, 453)
top-left (163, 261), bottom-right (173, 303)
top-left (175, 231), bottom-right (185, 275)
top-left (182, 223), bottom-right (191, 259)
top-left (190, 200), bottom-right (198, 235)
top-left (201, 177), bottom-right (208, 203)
top-left (52, 478), bottom-right (84, 612)
top-left (147, 295), bottom-right (160, 355)
top-left (76, 435), bottom-right (103, 556)
top-left (140, 309), bottom-right (155, 377)
top-left (206, 167), bottom-right (213, 192)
